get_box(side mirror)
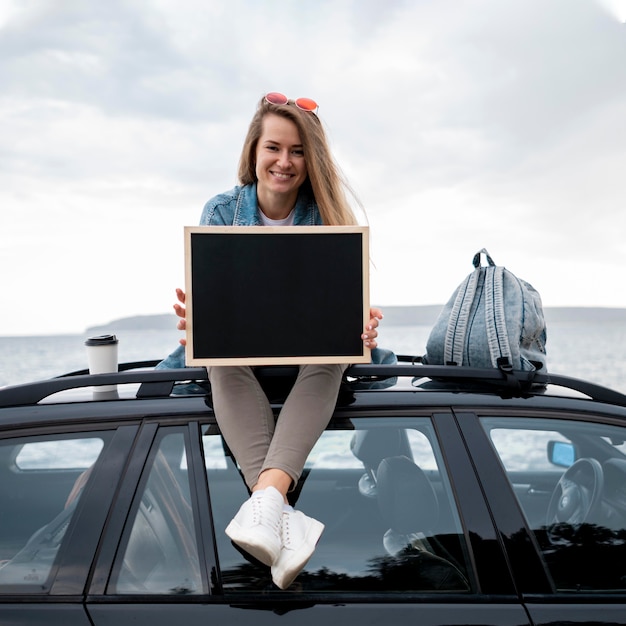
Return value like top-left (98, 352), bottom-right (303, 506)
top-left (547, 440), bottom-right (576, 468)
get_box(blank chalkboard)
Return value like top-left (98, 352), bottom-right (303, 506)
top-left (184, 225), bottom-right (370, 365)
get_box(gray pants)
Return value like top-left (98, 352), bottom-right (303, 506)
top-left (208, 364), bottom-right (347, 491)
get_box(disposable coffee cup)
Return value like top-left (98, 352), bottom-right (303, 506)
top-left (85, 334), bottom-right (119, 396)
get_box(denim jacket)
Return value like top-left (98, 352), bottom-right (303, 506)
top-left (200, 184), bottom-right (323, 226)
top-left (156, 183), bottom-right (396, 374)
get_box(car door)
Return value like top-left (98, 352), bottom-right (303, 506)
top-left (455, 408), bottom-right (626, 625)
top-left (87, 412), bottom-right (531, 626)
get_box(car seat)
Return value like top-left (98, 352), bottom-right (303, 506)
top-left (350, 428), bottom-right (413, 497)
top-left (375, 455), bottom-right (470, 591)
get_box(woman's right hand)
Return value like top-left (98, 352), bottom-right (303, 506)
top-left (173, 288), bottom-right (187, 345)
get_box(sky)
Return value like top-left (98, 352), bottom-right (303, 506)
top-left (1, 0), bottom-right (626, 337)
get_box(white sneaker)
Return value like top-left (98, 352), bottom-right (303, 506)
top-left (225, 486), bottom-right (284, 567)
top-left (271, 509), bottom-right (324, 589)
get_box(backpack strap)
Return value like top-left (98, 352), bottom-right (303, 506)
top-left (444, 249), bottom-right (494, 365)
top-left (484, 263), bottom-right (513, 368)
top-left (472, 248), bottom-right (496, 269)
top-left (443, 268), bottom-right (480, 366)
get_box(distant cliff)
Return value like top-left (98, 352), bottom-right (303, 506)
top-left (86, 306), bottom-right (626, 333)
top-left (86, 314), bottom-right (178, 333)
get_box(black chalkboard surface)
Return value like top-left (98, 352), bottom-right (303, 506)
top-left (184, 226), bottom-right (370, 365)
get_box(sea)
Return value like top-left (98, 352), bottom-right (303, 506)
top-left (2, 312), bottom-right (626, 394)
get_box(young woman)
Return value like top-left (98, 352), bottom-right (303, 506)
top-left (158, 93), bottom-right (383, 589)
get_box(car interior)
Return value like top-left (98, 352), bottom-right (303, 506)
top-left (482, 416), bottom-right (626, 592)
top-left (206, 420), bottom-right (472, 593)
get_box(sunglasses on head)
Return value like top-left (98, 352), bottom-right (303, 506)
top-left (265, 92), bottom-right (319, 113)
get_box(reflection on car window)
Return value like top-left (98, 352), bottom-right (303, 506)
top-left (489, 428), bottom-right (568, 471)
top-left (16, 439), bottom-right (103, 470)
top-left (203, 418), bottom-right (472, 594)
top-left (0, 432), bottom-right (109, 591)
top-left (108, 429), bottom-right (202, 595)
top-left (482, 416), bottom-right (626, 593)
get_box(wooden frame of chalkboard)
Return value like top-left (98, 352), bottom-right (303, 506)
top-left (184, 225), bottom-right (370, 366)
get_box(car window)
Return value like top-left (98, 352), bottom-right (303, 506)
top-left (203, 418), bottom-right (472, 594)
top-left (108, 429), bottom-right (202, 595)
top-left (481, 416), bottom-right (626, 593)
top-left (0, 432), bottom-right (110, 591)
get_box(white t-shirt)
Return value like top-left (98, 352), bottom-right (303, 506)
top-left (258, 208), bottom-right (296, 226)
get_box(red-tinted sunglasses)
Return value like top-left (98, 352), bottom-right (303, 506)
top-left (265, 92), bottom-right (318, 113)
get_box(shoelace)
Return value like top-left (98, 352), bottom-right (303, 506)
top-left (250, 493), bottom-right (282, 535)
top-left (281, 511), bottom-right (294, 548)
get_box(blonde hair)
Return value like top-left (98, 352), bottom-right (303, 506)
top-left (238, 96), bottom-right (359, 226)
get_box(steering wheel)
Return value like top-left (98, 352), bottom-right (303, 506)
top-left (546, 458), bottom-right (604, 525)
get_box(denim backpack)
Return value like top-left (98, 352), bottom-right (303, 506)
top-left (423, 249), bottom-right (547, 372)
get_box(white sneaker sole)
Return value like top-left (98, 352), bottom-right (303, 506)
top-left (271, 518), bottom-right (325, 589)
top-left (225, 518), bottom-right (281, 567)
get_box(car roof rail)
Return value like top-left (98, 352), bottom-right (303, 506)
top-left (345, 356), bottom-right (626, 408)
top-left (0, 368), bottom-right (209, 408)
top-left (2, 359), bottom-right (625, 410)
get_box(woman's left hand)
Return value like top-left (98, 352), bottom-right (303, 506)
top-left (362, 307), bottom-right (383, 349)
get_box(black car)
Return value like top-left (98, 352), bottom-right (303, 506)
top-left (1, 358), bottom-right (626, 625)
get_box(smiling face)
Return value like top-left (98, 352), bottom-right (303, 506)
top-left (254, 113), bottom-right (308, 217)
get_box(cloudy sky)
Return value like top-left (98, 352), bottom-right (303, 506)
top-left (1, 0), bottom-right (625, 337)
